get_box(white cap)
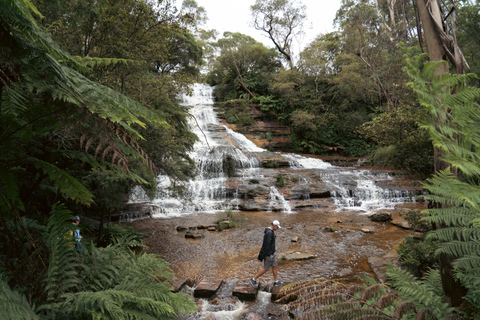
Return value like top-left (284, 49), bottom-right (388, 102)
top-left (272, 220), bottom-right (281, 228)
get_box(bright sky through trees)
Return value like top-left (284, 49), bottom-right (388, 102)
top-left (177, 0), bottom-right (341, 51)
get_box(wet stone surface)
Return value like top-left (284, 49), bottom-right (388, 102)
top-left (129, 205), bottom-right (424, 286)
top-left (194, 278), bottom-right (223, 299)
top-left (232, 280), bottom-right (257, 301)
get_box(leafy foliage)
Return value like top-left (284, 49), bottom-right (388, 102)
top-left (386, 267), bottom-right (457, 319)
top-left (277, 277), bottom-right (460, 320)
top-left (404, 51), bottom-right (480, 313)
top-left (0, 203), bottom-right (197, 319)
top-left (0, 277), bottom-right (39, 320)
top-left (396, 236), bottom-right (439, 277)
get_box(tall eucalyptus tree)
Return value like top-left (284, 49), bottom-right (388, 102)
top-left (250, 0), bottom-right (306, 70)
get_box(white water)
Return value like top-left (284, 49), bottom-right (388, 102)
top-left (129, 84), bottom-right (268, 217)
top-left (129, 83), bottom-right (414, 216)
top-left (198, 300), bottom-right (247, 320)
top-left (268, 186), bottom-right (292, 213)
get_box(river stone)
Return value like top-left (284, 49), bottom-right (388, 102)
top-left (291, 236), bottom-right (299, 242)
top-left (370, 212), bottom-right (392, 222)
top-left (289, 186), bottom-right (311, 200)
top-left (323, 226), bottom-right (337, 232)
top-left (389, 212), bottom-right (412, 229)
top-left (361, 228), bottom-right (374, 234)
top-left (278, 252), bottom-right (316, 261)
top-left (336, 268), bottom-right (353, 277)
top-left (368, 249), bottom-right (400, 283)
top-left (176, 226), bottom-right (187, 231)
top-left (243, 313), bottom-right (261, 320)
top-left (232, 280), bottom-right (257, 301)
top-left (194, 278), bottom-right (223, 298)
top-left (169, 278), bottom-right (188, 292)
top-left (256, 151), bottom-right (290, 167)
top-left (185, 232), bottom-right (202, 239)
top-left (218, 220), bottom-right (232, 230)
top-left (238, 201), bottom-right (261, 211)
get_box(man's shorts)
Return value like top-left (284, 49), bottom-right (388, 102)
top-left (263, 254), bottom-right (277, 271)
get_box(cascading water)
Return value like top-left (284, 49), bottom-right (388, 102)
top-left (130, 84), bottom-right (266, 217)
top-left (129, 83), bottom-right (416, 217)
top-left (283, 153), bottom-right (416, 212)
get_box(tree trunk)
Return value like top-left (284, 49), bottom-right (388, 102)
top-left (415, 0), bottom-right (448, 75)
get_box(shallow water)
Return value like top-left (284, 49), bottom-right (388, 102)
top-left (131, 206), bottom-right (421, 285)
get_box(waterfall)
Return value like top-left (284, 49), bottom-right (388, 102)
top-left (128, 83), bottom-right (415, 217)
top-left (130, 84), bottom-right (268, 217)
top-left (284, 153), bottom-right (415, 213)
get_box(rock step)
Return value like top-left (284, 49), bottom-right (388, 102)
top-left (185, 278), bottom-right (289, 303)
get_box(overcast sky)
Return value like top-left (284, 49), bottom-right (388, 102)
top-left (176, 0), bottom-right (342, 54)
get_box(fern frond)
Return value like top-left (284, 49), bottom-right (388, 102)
top-left (374, 293), bottom-right (398, 310)
top-left (0, 277), bottom-right (39, 320)
top-left (392, 301), bottom-right (416, 319)
top-left (43, 204), bottom-right (82, 301)
top-left (452, 255), bottom-right (480, 271)
top-left (360, 284), bottom-right (386, 302)
top-left (386, 266), bottom-right (454, 319)
top-left (434, 241), bottom-right (480, 259)
top-left (425, 226), bottom-right (480, 242)
top-left (416, 308), bottom-right (439, 320)
top-left (29, 158), bottom-right (94, 205)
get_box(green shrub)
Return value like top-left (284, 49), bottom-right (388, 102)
top-left (275, 174), bottom-right (285, 188)
top-left (265, 131), bottom-right (273, 142)
top-left (396, 236), bottom-right (439, 277)
top-left (264, 161), bottom-right (280, 168)
top-left (400, 209), bottom-right (432, 233)
top-left (222, 100), bottom-right (254, 126)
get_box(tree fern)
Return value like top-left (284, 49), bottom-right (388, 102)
top-left (1, 0), bottom-right (168, 197)
top-left (386, 266), bottom-right (455, 318)
top-left (39, 211), bottom-right (196, 319)
top-left (277, 278), bottom-right (452, 319)
top-left (404, 50), bottom-right (480, 312)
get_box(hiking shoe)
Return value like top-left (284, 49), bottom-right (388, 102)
top-left (250, 278), bottom-right (258, 288)
top-left (273, 280), bottom-right (284, 286)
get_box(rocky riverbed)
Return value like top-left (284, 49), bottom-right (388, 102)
top-left (129, 203), bottom-right (424, 286)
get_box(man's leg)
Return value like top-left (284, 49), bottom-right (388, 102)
top-left (253, 268), bottom-right (267, 280)
top-left (272, 265), bottom-right (278, 282)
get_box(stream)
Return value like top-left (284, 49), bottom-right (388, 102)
top-left (127, 84), bottom-right (426, 319)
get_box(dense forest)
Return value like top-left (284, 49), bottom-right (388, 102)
top-left (1, 0), bottom-right (480, 319)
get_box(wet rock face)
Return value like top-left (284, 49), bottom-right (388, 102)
top-left (236, 179), bottom-right (270, 199)
top-left (370, 212), bottom-right (393, 222)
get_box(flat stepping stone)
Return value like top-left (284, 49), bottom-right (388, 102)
top-left (232, 280), bottom-right (258, 301)
top-left (194, 278), bottom-right (223, 298)
top-left (168, 278), bottom-right (188, 292)
top-left (185, 232), bottom-right (202, 239)
top-left (278, 252), bottom-right (316, 261)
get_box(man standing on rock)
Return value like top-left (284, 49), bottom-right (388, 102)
top-left (250, 220), bottom-right (283, 288)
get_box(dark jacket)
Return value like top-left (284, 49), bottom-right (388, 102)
top-left (257, 227), bottom-right (275, 261)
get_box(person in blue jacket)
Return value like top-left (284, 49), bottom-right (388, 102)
top-left (72, 215), bottom-right (83, 253)
top-left (250, 220), bottom-right (283, 288)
